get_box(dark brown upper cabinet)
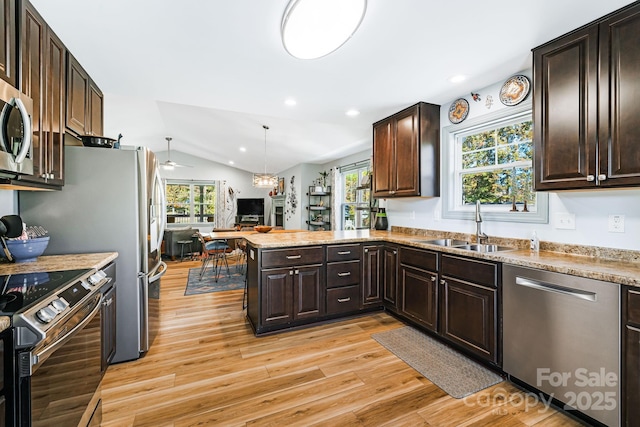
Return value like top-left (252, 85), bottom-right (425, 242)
top-left (66, 53), bottom-right (103, 137)
top-left (0, 0), bottom-right (17, 87)
top-left (20, 0), bottom-right (66, 187)
top-left (534, 2), bottom-right (640, 190)
top-left (372, 102), bottom-right (440, 198)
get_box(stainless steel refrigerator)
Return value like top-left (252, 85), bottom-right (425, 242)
top-left (19, 145), bottom-right (167, 363)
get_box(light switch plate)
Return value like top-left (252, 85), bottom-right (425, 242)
top-left (608, 214), bottom-right (625, 233)
top-left (555, 212), bottom-right (576, 230)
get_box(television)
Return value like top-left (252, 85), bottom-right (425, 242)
top-left (237, 198), bottom-right (265, 216)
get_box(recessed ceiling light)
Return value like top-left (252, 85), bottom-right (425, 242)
top-left (239, 147), bottom-right (246, 152)
top-left (285, 98), bottom-right (297, 106)
top-left (449, 75), bottom-right (467, 84)
top-left (281, 0), bottom-right (367, 60)
top-left (346, 109), bottom-right (360, 117)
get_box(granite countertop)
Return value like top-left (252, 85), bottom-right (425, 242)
top-left (0, 252), bottom-right (118, 333)
top-left (245, 230), bottom-right (640, 287)
top-left (0, 252), bottom-right (118, 276)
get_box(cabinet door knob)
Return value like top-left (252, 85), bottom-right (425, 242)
top-left (431, 276), bottom-right (436, 282)
top-left (294, 269), bottom-right (299, 275)
top-left (289, 270), bottom-right (294, 275)
top-left (598, 174), bottom-right (607, 181)
top-left (440, 279), bottom-right (446, 285)
top-left (587, 175), bottom-right (595, 182)
top-left (364, 248), bottom-right (368, 253)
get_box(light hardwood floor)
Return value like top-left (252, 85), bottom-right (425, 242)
top-left (101, 258), bottom-right (584, 426)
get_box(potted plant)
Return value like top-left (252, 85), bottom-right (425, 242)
top-left (318, 171), bottom-right (329, 192)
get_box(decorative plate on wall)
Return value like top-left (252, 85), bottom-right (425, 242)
top-left (499, 75), bottom-right (530, 106)
top-left (448, 98), bottom-right (469, 124)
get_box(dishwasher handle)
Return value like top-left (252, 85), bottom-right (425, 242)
top-left (515, 276), bottom-right (597, 302)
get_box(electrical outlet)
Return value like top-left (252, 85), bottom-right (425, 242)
top-left (555, 212), bottom-right (576, 230)
top-left (608, 214), bottom-right (625, 233)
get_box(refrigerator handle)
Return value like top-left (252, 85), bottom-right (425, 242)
top-left (154, 166), bottom-right (167, 252)
top-left (149, 261), bottom-right (167, 283)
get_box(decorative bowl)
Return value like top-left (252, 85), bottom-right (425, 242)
top-left (254, 226), bottom-right (273, 233)
top-left (3, 236), bottom-right (50, 263)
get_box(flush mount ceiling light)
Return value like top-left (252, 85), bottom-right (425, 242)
top-left (253, 125), bottom-right (279, 188)
top-left (281, 0), bottom-right (367, 60)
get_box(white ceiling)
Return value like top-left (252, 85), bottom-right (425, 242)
top-left (30, 0), bottom-right (634, 174)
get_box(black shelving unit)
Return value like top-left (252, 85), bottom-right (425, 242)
top-left (306, 186), bottom-right (331, 230)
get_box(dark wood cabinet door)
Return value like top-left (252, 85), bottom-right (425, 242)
top-left (599, 3), bottom-right (640, 187)
top-left (42, 29), bottom-right (65, 184)
top-left (20, 2), bottom-right (66, 186)
top-left (372, 120), bottom-right (393, 196)
top-left (260, 268), bottom-right (293, 326)
top-left (101, 285), bottom-right (116, 372)
top-left (0, 0), bottom-right (16, 86)
top-left (393, 105), bottom-right (420, 196)
top-left (66, 53), bottom-right (89, 136)
top-left (382, 246), bottom-right (398, 309)
top-left (399, 264), bottom-right (437, 332)
top-left (21, 1), bottom-right (44, 180)
top-left (625, 324), bottom-right (640, 425)
top-left (439, 277), bottom-right (497, 364)
top-left (361, 245), bottom-right (382, 307)
top-left (293, 265), bottom-right (324, 320)
top-left (533, 24), bottom-right (599, 190)
top-left (89, 80), bottom-right (104, 136)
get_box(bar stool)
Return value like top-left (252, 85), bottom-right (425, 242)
top-left (176, 240), bottom-right (193, 262)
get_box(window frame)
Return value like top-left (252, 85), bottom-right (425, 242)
top-left (340, 161), bottom-right (371, 230)
top-left (441, 103), bottom-right (548, 223)
top-left (165, 180), bottom-right (217, 226)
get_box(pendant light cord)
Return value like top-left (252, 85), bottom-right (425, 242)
top-left (263, 125), bottom-right (269, 175)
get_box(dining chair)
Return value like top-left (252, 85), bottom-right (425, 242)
top-left (197, 233), bottom-right (232, 282)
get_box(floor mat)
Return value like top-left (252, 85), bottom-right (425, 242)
top-left (184, 267), bottom-right (245, 296)
top-left (372, 326), bottom-right (503, 398)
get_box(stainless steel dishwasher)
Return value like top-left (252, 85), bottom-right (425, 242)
top-left (503, 264), bottom-right (620, 427)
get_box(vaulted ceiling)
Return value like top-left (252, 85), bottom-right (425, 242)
top-left (30, 0), bottom-right (633, 173)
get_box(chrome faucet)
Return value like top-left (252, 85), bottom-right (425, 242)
top-left (475, 200), bottom-right (489, 244)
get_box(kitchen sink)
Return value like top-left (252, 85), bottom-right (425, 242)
top-left (414, 238), bottom-right (469, 247)
top-left (454, 244), bottom-right (515, 252)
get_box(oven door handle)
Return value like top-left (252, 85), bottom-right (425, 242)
top-left (30, 295), bottom-right (103, 375)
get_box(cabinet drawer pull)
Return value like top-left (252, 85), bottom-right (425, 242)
top-left (337, 251), bottom-right (351, 255)
top-left (337, 272), bottom-right (351, 277)
top-left (338, 297), bottom-right (351, 303)
top-left (286, 255), bottom-right (302, 260)
top-left (586, 175), bottom-right (595, 182)
top-left (598, 174), bottom-right (607, 181)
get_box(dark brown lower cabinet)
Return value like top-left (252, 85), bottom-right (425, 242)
top-left (382, 246), bottom-right (398, 310)
top-left (439, 254), bottom-right (499, 365)
top-left (399, 264), bottom-right (438, 332)
top-left (625, 288), bottom-right (640, 426)
top-left (361, 245), bottom-right (382, 308)
top-left (439, 278), bottom-right (497, 363)
top-left (260, 265), bottom-right (324, 328)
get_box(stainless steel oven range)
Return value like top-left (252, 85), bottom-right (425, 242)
top-left (0, 264), bottom-right (114, 426)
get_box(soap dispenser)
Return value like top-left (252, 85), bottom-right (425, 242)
top-left (530, 230), bottom-right (540, 253)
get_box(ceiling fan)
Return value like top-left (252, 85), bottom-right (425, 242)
top-left (161, 137), bottom-right (192, 169)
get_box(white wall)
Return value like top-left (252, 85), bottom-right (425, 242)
top-left (326, 74), bottom-right (640, 251)
top-left (276, 163), bottom-right (328, 230)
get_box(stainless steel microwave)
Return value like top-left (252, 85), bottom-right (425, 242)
top-left (0, 79), bottom-right (33, 178)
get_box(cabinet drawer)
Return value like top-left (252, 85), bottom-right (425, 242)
top-left (262, 246), bottom-right (323, 268)
top-left (327, 244), bottom-right (360, 262)
top-left (441, 255), bottom-right (497, 288)
top-left (327, 285), bottom-right (360, 315)
top-left (628, 289), bottom-right (640, 325)
top-left (400, 246), bottom-right (438, 271)
top-left (326, 260), bottom-right (360, 288)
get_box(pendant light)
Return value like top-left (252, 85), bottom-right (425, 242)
top-left (252, 125), bottom-right (278, 188)
top-left (281, 0), bottom-right (367, 60)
